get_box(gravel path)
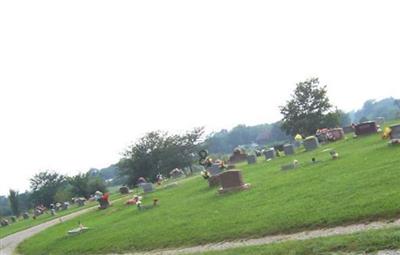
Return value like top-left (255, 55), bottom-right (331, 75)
top-left (110, 218), bottom-right (400, 255)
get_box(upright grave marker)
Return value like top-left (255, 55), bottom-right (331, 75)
top-left (247, 155), bottom-right (257, 164)
top-left (218, 170), bottom-right (250, 194)
top-left (283, 144), bottom-right (295, 155)
top-left (264, 148), bottom-right (276, 160)
top-left (303, 136), bottom-right (319, 151)
top-left (355, 121), bottom-right (378, 136)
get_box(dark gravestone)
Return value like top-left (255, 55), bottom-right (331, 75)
top-left (283, 144), bottom-right (295, 155)
top-left (247, 155), bottom-right (257, 164)
top-left (119, 186), bottom-right (130, 194)
top-left (77, 198), bottom-right (86, 207)
top-left (390, 124), bottom-right (400, 140)
top-left (208, 164), bottom-right (223, 176)
top-left (208, 175), bottom-right (220, 188)
top-left (23, 212), bottom-right (29, 220)
top-left (1, 218), bottom-right (9, 227)
top-left (62, 202), bottom-right (69, 210)
top-left (303, 136), bottom-right (320, 151)
top-left (342, 126), bottom-right (354, 134)
top-left (228, 149), bottom-right (248, 164)
top-left (264, 148), bottom-right (276, 160)
top-left (139, 183), bottom-right (154, 193)
top-left (355, 121), bottom-right (378, 135)
top-left (218, 170), bottom-right (250, 194)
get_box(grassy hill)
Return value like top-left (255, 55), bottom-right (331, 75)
top-left (18, 121), bottom-right (400, 254)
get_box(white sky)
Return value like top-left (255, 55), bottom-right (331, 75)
top-left (1, 0), bottom-right (400, 195)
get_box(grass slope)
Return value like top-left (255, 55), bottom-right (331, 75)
top-left (18, 122), bottom-right (400, 254)
top-left (0, 192), bottom-right (123, 238)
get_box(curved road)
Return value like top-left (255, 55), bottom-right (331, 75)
top-left (0, 206), bottom-right (97, 255)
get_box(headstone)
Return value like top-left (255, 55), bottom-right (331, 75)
top-left (264, 148), bottom-right (276, 160)
top-left (77, 198), bottom-right (86, 207)
top-left (50, 208), bottom-right (56, 216)
top-left (119, 186), bottom-right (130, 194)
top-left (390, 124), bottom-right (400, 140)
top-left (0, 218), bottom-right (9, 227)
top-left (218, 170), bottom-right (250, 194)
top-left (207, 163), bottom-right (223, 176)
top-left (247, 155), bottom-right (257, 164)
top-left (228, 149), bottom-right (247, 164)
top-left (55, 202), bottom-right (62, 211)
top-left (283, 144), bottom-right (295, 155)
top-left (23, 212), bottom-right (29, 220)
top-left (62, 202), bottom-right (69, 210)
top-left (208, 175), bottom-right (220, 188)
top-left (303, 136), bottom-right (319, 151)
top-left (281, 162), bottom-right (298, 171)
top-left (342, 126), bottom-right (354, 134)
top-left (376, 117), bottom-right (385, 125)
top-left (139, 183), bottom-right (154, 193)
top-left (170, 168), bottom-right (185, 179)
top-left (355, 121), bottom-right (378, 135)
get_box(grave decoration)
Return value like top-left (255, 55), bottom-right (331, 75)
top-left (119, 186), bottom-right (130, 194)
top-left (303, 136), bottom-right (320, 151)
top-left (283, 144), bottom-right (295, 156)
top-left (156, 173), bottom-right (164, 185)
top-left (95, 191), bottom-right (110, 209)
top-left (137, 198), bottom-right (159, 210)
top-left (316, 128), bottom-right (345, 142)
top-left (247, 155), bottom-right (257, 164)
top-left (170, 168), bottom-right (185, 179)
top-left (199, 149), bottom-right (226, 188)
top-left (1, 218), bottom-right (9, 227)
top-left (126, 195), bottom-right (142, 205)
top-left (68, 221), bottom-right (89, 236)
top-left (218, 170), bottom-right (250, 194)
top-left (354, 121), bottom-right (378, 136)
top-left (264, 148), bottom-right (276, 160)
top-left (281, 160), bottom-right (299, 171)
top-left (330, 150), bottom-right (339, 160)
top-left (228, 148), bottom-right (248, 164)
top-left (23, 212), bottom-right (29, 219)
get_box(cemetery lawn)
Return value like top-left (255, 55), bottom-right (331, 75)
top-left (0, 192), bottom-right (124, 238)
top-left (18, 122), bottom-right (400, 255)
top-left (200, 227), bottom-right (400, 255)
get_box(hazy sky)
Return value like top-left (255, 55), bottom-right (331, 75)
top-left (1, 0), bottom-right (400, 195)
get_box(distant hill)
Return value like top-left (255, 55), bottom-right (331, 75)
top-left (349, 97), bottom-right (400, 123)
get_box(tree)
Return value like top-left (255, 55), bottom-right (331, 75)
top-left (8, 189), bottom-right (20, 217)
top-left (30, 171), bottom-right (67, 206)
top-left (280, 78), bottom-right (338, 136)
top-left (68, 173), bottom-right (107, 198)
top-left (119, 128), bottom-right (204, 187)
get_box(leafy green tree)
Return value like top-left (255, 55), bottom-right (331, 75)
top-left (8, 189), bottom-right (20, 217)
top-left (119, 128), bottom-right (204, 186)
top-left (280, 78), bottom-right (338, 136)
top-left (68, 173), bottom-right (107, 198)
top-left (30, 171), bottom-right (67, 206)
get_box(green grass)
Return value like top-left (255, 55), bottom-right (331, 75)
top-left (18, 121), bottom-right (400, 254)
top-left (0, 192), bottom-right (124, 238)
top-left (200, 227), bottom-right (400, 255)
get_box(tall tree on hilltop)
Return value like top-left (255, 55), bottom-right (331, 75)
top-left (8, 189), bottom-right (20, 217)
top-left (30, 171), bottom-right (67, 206)
top-left (280, 78), bottom-right (338, 136)
top-left (119, 127), bottom-right (204, 187)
